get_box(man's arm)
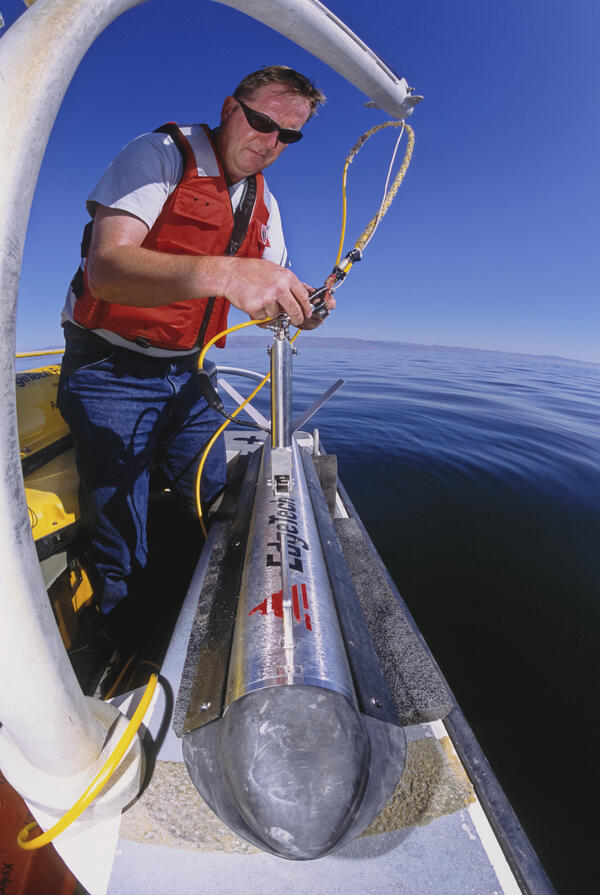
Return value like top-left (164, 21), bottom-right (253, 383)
top-left (86, 205), bottom-right (314, 327)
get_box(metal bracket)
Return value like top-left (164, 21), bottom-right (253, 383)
top-left (292, 379), bottom-right (345, 434)
top-left (270, 446), bottom-right (293, 494)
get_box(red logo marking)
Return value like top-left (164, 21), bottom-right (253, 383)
top-left (250, 582), bottom-right (312, 631)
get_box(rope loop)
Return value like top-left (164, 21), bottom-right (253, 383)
top-left (335, 122), bottom-right (414, 266)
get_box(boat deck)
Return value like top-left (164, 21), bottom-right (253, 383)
top-left (108, 723), bottom-right (517, 895)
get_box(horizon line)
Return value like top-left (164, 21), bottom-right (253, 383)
top-left (15, 334), bottom-right (600, 369)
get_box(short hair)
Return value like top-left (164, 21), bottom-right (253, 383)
top-left (233, 66), bottom-right (326, 118)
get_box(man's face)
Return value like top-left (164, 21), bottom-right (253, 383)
top-left (216, 83), bottom-right (311, 184)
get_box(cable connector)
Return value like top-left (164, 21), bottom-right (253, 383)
top-left (310, 248), bottom-right (364, 319)
top-left (196, 369), bottom-right (224, 413)
top-left (346, 248), bottom-right (363, 265)
top-left (333, 247), bottom-right (362, 283)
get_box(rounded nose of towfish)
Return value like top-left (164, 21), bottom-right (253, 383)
top-left (219, 685), bottom-right (369, 860)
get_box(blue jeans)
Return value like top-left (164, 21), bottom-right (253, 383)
top-left (57, 325), bottom-right (226, 615)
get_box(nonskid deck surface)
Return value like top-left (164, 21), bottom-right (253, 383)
top-left (110, 722), bottom-right (514, 895)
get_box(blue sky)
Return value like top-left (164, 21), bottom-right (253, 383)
top-left (4, 0), bottom-right (599, 362)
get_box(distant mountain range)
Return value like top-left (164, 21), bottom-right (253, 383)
top-left (226, 334), bottom-right (600, 367)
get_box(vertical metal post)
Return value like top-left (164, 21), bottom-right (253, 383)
top-left (270, 331), bottom-right (293, 448)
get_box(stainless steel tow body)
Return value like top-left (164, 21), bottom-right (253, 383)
top-left (182, 327), bottom-right (406, 859)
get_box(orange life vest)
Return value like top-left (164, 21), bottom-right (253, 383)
top-left (73, 123), bottom-right (270, 350)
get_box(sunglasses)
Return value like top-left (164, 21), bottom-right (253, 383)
top-left (237, 99), bottom-right (303, 145)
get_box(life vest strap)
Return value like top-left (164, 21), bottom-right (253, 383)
top-left (196, 172), bottom-right (258, 348)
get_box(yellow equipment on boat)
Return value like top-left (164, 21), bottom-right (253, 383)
top-left (16, 365), bottom-right (80, 546)
top-left (16, 364), bottom-right (91, 648)
top-left (17, 364), bottom-right (68, 458)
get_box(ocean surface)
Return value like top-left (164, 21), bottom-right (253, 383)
top-left (17, 338), bottom-right (598, 893)
top-left (223, 336), bottom-right (599, 894)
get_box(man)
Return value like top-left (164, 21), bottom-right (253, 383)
top-left (58, 66), bottom-right (333, 666)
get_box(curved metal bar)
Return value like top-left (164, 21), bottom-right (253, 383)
top-left (0, 0), bottom-right (148, 779)
top-left (216, 365), bottom-right (268, 383)
top-left (211, 0), bottom-right (421, 119)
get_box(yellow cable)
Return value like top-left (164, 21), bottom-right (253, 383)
top-left (198, 317), bottom-right (272, 371)
top-left (195, 316), bottom-right (277, 537)
top-left (18, 673), bottom-right (158, 850)
top-left (196, 369), bottom-right (270, 538)
top-left (15, 349), bottom-right (65, 359)
top-left (194, 311), bottom-right (306, 538)
top-left (334, 159), bottom-right (351, 268)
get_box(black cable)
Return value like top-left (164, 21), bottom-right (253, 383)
top-left (215, 406), bottom-right (270, 433)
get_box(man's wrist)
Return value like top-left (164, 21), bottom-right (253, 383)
top-left (193, 255), bottom-right (236, 300)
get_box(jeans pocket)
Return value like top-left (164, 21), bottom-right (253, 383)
top-left (60, 342), bottom-right (115, 377)
top-left (58, 342), bottom-right (116, 418)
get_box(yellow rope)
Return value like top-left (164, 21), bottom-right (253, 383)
top-left (335, 121), bottom-right (414, 264)
top-left (356, 123), bottom-right (414, 252)
top-left (18, 673), bottom-right (158, 850)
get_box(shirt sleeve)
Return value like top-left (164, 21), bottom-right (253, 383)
top-left (261, 190), bottom-right (289, 268)
top-left (86, 132), bottom-right (183, 230)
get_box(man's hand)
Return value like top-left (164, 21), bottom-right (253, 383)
top-left (299, 286), bottom-right (336, 330)
top-left (221, 258), bottom-right (314, 327)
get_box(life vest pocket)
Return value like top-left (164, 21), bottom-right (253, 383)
top-left (169, 180), bottom-right (231, 229)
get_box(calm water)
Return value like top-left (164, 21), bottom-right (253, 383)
top-left (225, 337), bottom-right (599, 894)
top-left (17, 339), bottom-right (598, 892)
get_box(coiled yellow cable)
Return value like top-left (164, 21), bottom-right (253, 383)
top-left (18, 673), bottom-right (158, 850)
